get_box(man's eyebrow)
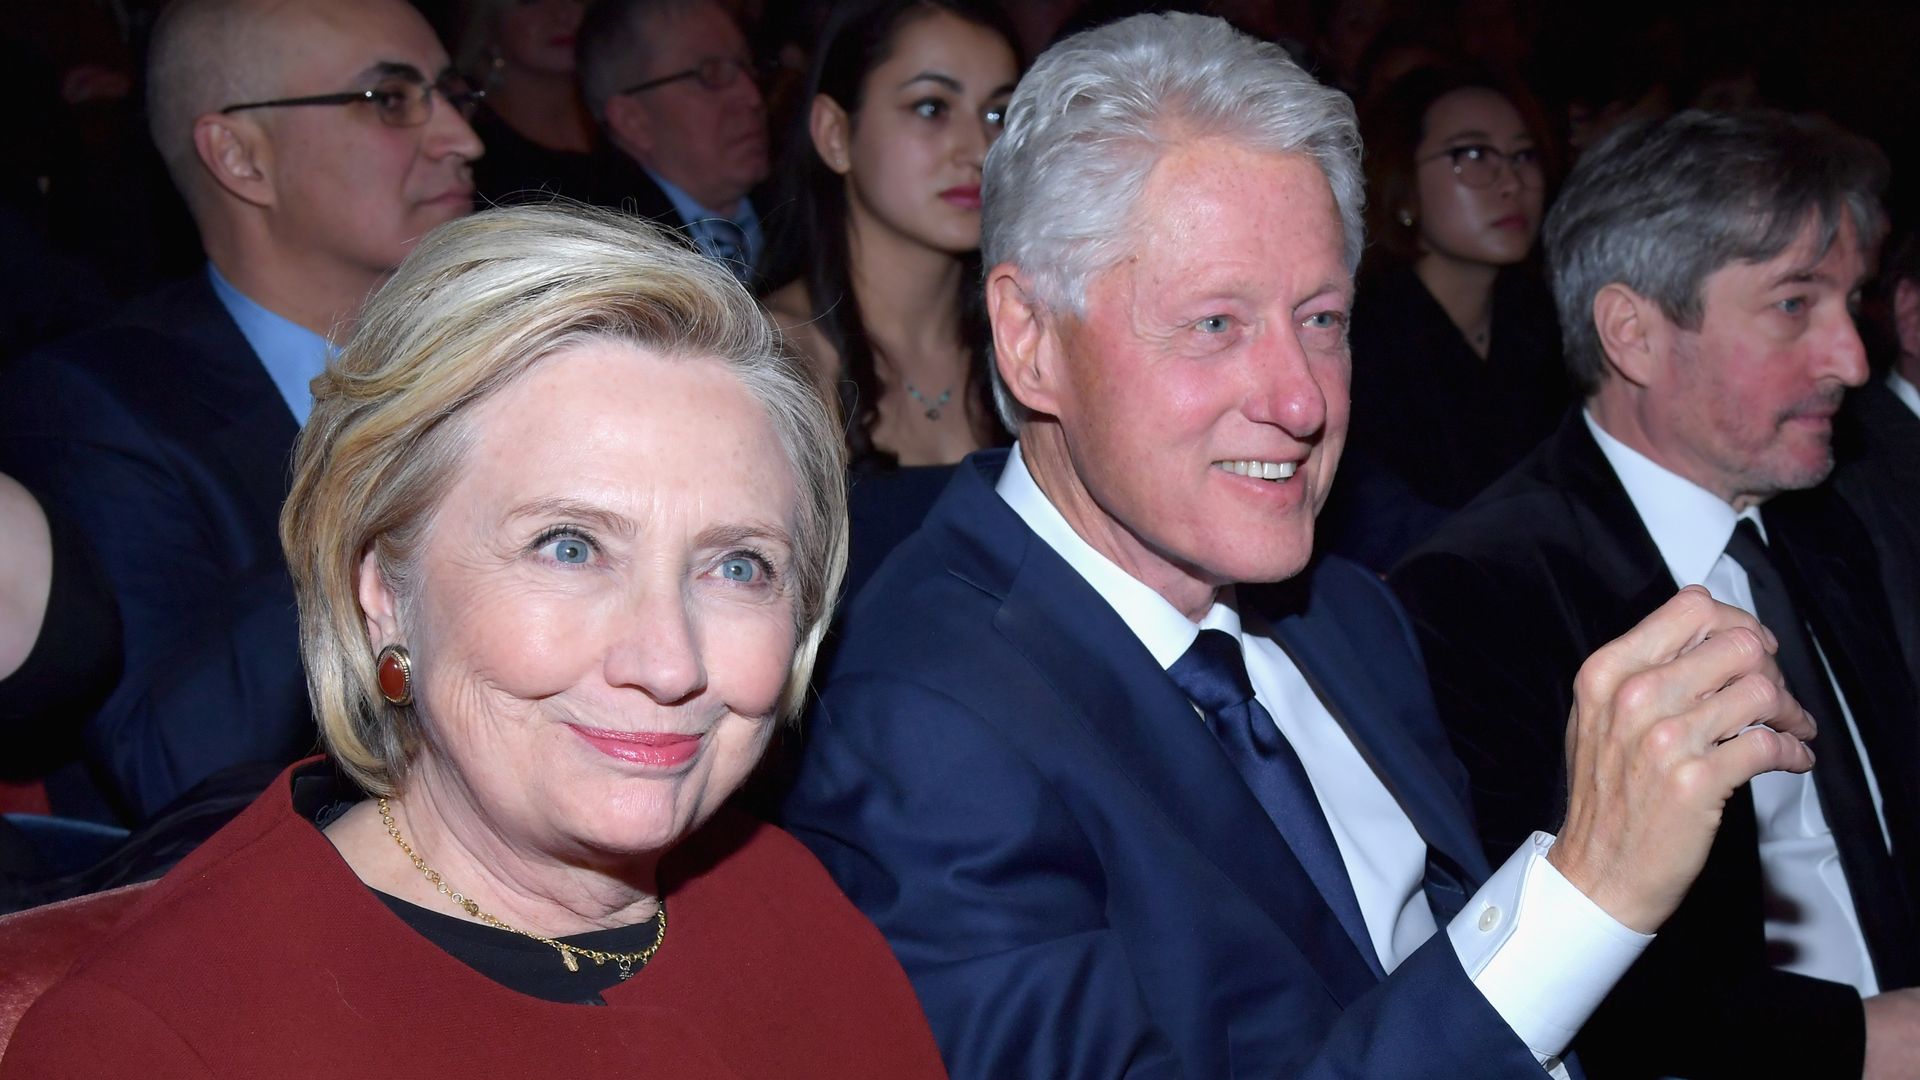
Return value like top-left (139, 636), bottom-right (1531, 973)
top-left (1767, 265), bottom-right (1833, 288)
top-left (502, 497), bottom-right (637, 538)
top-left (896, 71), bottom-right (963, 93)
top-left (1437, 127), bottom-right (1534, 144)
top-left (355, 61), bottom-right (427, 83)
top-left (1305, 277), bottom-right (1354, 305)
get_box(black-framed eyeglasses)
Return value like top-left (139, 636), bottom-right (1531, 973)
top-left (221, 73), bottom-right (484, 128)
top-left (1417, 144), bottom-right (1545, 190)
top-left (619, 55), bottom-right (765, 96)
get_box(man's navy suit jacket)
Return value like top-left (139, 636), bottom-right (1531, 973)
top-left (0, 274), bottom-right (311, 822)
top-left (782, 450), bottom-right (1552, 1079)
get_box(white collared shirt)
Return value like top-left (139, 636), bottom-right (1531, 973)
top-left (1888, 370), bottom-right (1920, 420)
top-left (997, 443), bottom-right (1648, 1072)
top-left (1586, 409), bottom-right (1887, 995)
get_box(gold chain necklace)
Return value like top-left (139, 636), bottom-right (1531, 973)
top-left (377, 797), bottom-right (666, 980)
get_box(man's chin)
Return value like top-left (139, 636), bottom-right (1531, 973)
top-left (1186, 535), bottom-right (1316, 589)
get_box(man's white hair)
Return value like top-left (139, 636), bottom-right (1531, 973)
top-left (981, 12), bottom-right (1365, 431)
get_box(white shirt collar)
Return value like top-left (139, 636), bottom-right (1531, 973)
top-left (994, 442), bottom-right (1241, 668)
top-left (1583, 409), bottom-right (1762, 587)
top-left (1887, 370), bottom-right (1920, 420)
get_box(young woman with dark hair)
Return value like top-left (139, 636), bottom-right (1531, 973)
top-left (760, 0), bottom-right (1020, 468)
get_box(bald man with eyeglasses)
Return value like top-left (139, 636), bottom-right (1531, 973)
top-left (0, 0), bottom-right (484, 824)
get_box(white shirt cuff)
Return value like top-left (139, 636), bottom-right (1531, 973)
top-left (1446, 831), bottom-right (1653, 1070)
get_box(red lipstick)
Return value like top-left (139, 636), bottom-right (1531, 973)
top-left (568, 725), bottom-right (703, 768)
top-left (940, 185), bottom-right (982, 210)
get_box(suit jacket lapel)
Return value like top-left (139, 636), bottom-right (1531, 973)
top-left (994, 566), bottom-right (1382, 1005)
top-left (933, 456), bottom-right (1380, 1005)
top-left (1545, 416), bottom-right (1682, 624)
top-left (1764, 495), bottom-right (1920, 954)
top-left (1267, 597), bottom-right (1490, 891)
top-left (152, 276), bottom-right (303, 521)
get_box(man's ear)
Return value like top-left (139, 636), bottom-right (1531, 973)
top-left (809, 94), bottom-right (851, 175)
top-left (357, 548), bottom-right (403, 649)
top-left (986, 264), bottom-right (1066, 418)
top-left (192, 113), bottom-right (275, 208)
top-left (1894, 278), bottom-right (1920, 362)
top-left (1592, 282), bottom-right (1665, 388)
top-left (603, 93), bottom-right (654, 161)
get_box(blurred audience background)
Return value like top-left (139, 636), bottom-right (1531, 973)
top-left (2, 0), bottom-right (1918, 909)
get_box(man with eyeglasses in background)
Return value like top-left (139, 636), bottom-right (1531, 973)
top-left (576, 0), bottom-right (769, 283)
top-left (0, 0), bottom-right (483, 825)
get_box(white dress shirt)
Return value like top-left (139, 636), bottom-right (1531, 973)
top-left (1888, 370), bottom-right (1920, 420)
top-left (1586, 410), bottom-right (1888, 995)
top-left (997, 443), bottom-right (1648, 1072)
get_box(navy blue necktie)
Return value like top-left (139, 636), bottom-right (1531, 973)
top-left (701, 218), bottom-right (753, 284)
top-left (1168, 629), bottom-right (1383, 975)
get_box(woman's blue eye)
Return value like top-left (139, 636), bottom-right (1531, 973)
top-left (1197, 315), bottom-right (1232, 334)
top-left (544, 537), bottom-right (592, 564)
top-left (719, 557), bottom-right (760, 582)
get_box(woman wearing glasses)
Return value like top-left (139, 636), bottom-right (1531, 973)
top-left (1339, 68), bottom-right (1570, 544)
top-left (759, 0), bottom-right (1020, 469)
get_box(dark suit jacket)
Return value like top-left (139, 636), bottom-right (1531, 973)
top-left (782, 450), bottom-right (1552, 1079)
top-left (1833, 378), bottom-right (1920, 693)
top-left (1391, 412), bottom-right (1920, 1079)
top-left (579, 149), bottom-right (773, 288)
top-left (0, 274), bottom-right (311, 822)
top-left (576, 145), bottom-right (682, 225)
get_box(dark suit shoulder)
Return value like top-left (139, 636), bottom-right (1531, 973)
top-left (1839, 378), bottom-right (1920, 460)
top-left (830, 535), bottom-right (1007, 676)
top-left (5, 275), bottom-right (254, 415)
top-left (1394, 416), bottom-right (1663, 605)
top-left (1285, 555), bottom-right (1424, 658)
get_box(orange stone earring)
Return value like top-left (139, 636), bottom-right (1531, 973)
top-left (376, 645), bottom-right (414, 707)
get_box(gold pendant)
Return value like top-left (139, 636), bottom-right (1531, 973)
top-left (559, 947), bottom-right (579, 972)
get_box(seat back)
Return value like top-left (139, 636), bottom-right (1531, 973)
top-left (0, 881), bottom-right (152, 1056)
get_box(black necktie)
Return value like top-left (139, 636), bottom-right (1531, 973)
top-left (1168, 629), bottom-right (1383, 975)
top-left (1725, 518), bottom-right (1917, 985)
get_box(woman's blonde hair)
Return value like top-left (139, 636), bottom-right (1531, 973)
top-left (281, 203), bottom-right (848, 795)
